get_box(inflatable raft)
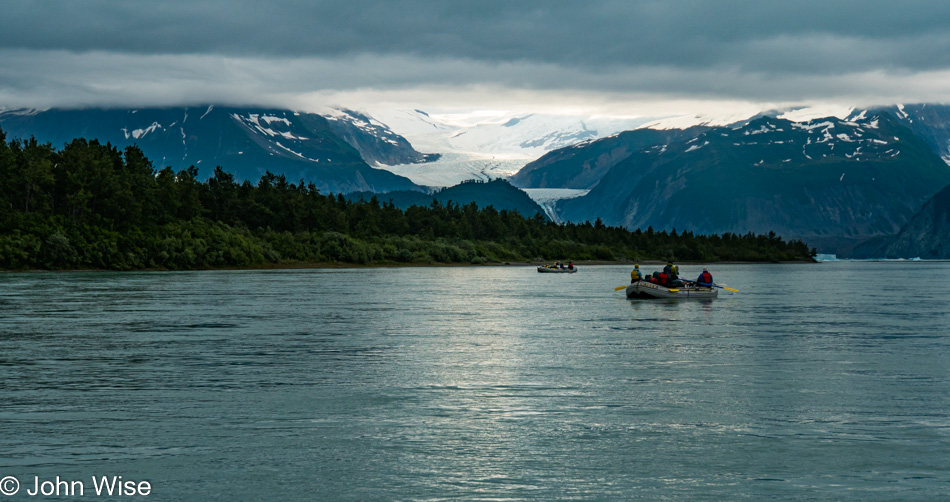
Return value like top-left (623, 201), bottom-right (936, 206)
top-left (626, 281), bottom-right (718, 299)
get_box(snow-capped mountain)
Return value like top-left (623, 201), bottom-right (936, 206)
top-left (0, 106), bottom-right (430, 194)
top-left (511, 126), bottom-right (707, 190)
top-left (510, 105), bottom-right (950, 201)
top-left (321, 107), bottom-right (441, 167)
top-left (553, 111), bottom-right (950, 255)
top-left (885, 103), bottom-right (950, 165)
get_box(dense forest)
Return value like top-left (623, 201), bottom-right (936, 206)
top-left (0, 128), bottom-right (815, 270)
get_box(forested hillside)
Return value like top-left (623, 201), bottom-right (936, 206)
top-left (0, 129), bottom-right (814, 270)
top-left (347, 178), bottom-right (547, 218)
top-left (0, 106), bottom-right (425, 194)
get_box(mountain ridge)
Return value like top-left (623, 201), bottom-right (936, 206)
top-left (0, 106), bottom-right (432, 194)
top-left (554, 112), bottom-right (950, 254)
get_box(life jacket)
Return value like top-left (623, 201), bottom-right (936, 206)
top-left (699, 271), bottom-right (712, 285)
top-left (658, 272), bottom-right (669, 285)
top-left (664, 265), bottom-right (677, 279)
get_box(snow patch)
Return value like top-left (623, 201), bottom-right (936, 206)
top-left (273, 141), bottom-right (319, 162)
top-left (792, 121), bottom-right (835, 131)
top-left (233, 113), bottom-right (308, 140)
top-left (745, 125), bottom-right (772, 135)
top-left (896, 104), bottom-right (908, 119)
top-left (685, 141), bottom-right (709, 153)
top-left (122, 122), bottom-right (162, 139)
top-left (261, 115), bottom-right (292, 126)
top-left (641, 109), bottom-right (760, 130)
top-left (778, 105), bottom-right (854, 122)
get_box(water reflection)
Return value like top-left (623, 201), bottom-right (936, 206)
top-left (1, 262), bottom-right (949, 500)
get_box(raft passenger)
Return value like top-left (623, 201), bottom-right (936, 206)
top-left (631, 264), bottom-right (642, 283)
top-left (696, 268), bottom-right (713, 287)
top-left (664, 260), bottom-right (680, 280)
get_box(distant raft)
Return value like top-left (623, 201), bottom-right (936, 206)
top-left (537, 265), bottom-right (577, 273)
top-left (626, 281), bottom-right (718, 299)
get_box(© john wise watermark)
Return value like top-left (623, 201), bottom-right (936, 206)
top-left (0, 475), bottom-right (151, 497)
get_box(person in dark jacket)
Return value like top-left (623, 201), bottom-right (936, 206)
top-left (695, 268), bottom-right (713, 287)
top-left (664, 260), bottom-right (679, 280)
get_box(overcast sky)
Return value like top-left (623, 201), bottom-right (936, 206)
top-left (3, 0), bottom-right (950, 117)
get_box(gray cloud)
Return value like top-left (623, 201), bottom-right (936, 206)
top-left (3, 0), bottom-right (950, 111)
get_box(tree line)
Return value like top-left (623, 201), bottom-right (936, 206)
top-left (0, 129), bottom-right (815, 270)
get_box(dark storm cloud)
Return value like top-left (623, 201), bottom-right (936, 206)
top-left (6, 1), bottom-right (950, 71)
top-left (3, 0), bottom-right (950, 108)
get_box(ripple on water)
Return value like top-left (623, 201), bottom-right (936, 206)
top-left (0, 263), bottom-right (949, 499)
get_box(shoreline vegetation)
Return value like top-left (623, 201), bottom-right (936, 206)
top-left (0, 259), bottom-right (817, 275)
top-left (0, 130), bottom-right (816, 272)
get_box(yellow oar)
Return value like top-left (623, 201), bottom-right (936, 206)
top-left (614, 285), bottom-right (628, 291)
top-left (713, 283), bottom-right (739, 292)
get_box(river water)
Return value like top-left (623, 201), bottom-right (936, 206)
top-left (1, 261), bottom-right (949, 500)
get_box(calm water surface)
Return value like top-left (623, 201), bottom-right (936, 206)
top-left (1, 262), bottom-right (949, 500)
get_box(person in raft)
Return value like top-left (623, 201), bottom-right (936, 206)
top-left (631, 264), bottom-right (642, 283)
top-left (695, 268), bottom-right (713, 287)
top-left (663, 260), bottom-right (679, 280)
top-left (663, 260), bottom-right (686, 287)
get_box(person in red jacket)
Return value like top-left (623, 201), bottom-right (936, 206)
top-left (695, 268), bottom-right (713, 287)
